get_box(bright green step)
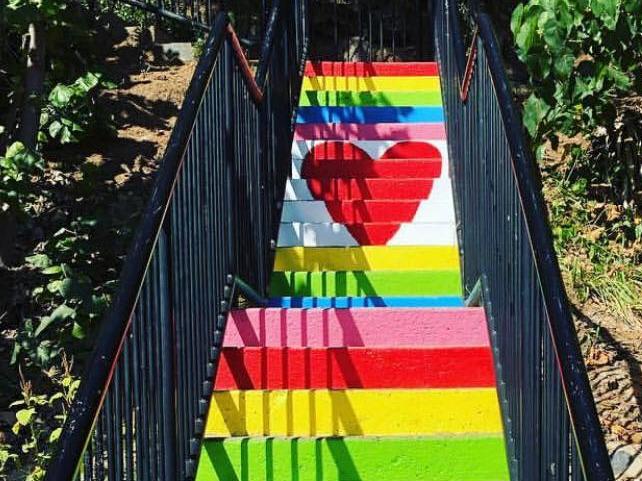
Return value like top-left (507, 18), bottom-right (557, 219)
top-left (299, 90), bottom-right (443, 107)
top-left (269, 270), bottom-right (462, 297)
top-left (197, 436), bottom-right (509, 481)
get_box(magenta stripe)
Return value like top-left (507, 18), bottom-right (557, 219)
top-left (294, 123), bottom-right (447, 141)
top-left (223, 307), bottom-right (489, 348)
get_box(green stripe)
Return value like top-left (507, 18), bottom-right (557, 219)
top-left (270, 270), bottom-right (462, 297)
top-left (197, 436), bottom-right (510, 481)
top-left (299, 90), bottom-right (443, 107)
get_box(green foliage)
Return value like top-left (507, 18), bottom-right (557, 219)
top-left (4, 359), bottom-right (79, 481)
top-left (511, 0), bottom-right (642, 146)
top-left (0, 142), bottom-right (43, 215)
top-left (40, 72), bottom-right (116, 145)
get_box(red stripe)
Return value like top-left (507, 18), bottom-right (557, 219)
top-left (305, 141), bottom-right (441, 160)
top-left (302, 159), bottom-right (442, 178)
top-left (304, 62), bottom-right (440, 77)
top-left (215, 347), bottom-right (496, 389)
top-left (306, 178), bottom-right (435, 200)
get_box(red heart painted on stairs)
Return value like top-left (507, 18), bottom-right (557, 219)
top-left (302, 141), bottom-right (443, 245)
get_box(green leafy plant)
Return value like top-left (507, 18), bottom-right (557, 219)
top-left (511, 0), bottom-right (642, 150)
top-left (40, 72), bottom-right (116, 145)
top-left (0, 142), bottom-right (43, 215)
top-left (6, 359), bottom-right (79, 481)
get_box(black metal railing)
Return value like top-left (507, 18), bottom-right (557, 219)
top-left (43, 1), bottom-right (308, 480)
top-left (434, 1), bottom-right (613, 480)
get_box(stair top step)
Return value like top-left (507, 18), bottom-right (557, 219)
top-left (215, 346), bottom-right (495, 390)
top-left (304, 61), bottom-right (439, 77)
top-left (224, 307), bottom-right (486, 348)
top-left (267, 296), bottom-right (464, 308)
top-left (205, 388), bottom-right (503, 437)
top-left (197, 435), bottom-right (509, 481)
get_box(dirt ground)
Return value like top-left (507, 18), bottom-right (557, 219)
top-left (574, 300), bottom-right (642, 479)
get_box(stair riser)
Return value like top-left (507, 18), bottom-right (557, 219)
top-left (296, 106), bottom-right (444, 124)
top-left (292, 139), bottom-right (448, 161)
top-left (295, 158), bottom-right (444, 179)
top-left (270, 270), bottom-right (462, 297)
top-left (300, 90), bottom-right (443, 107)
top-left (267, 296), bottom-right (465, 308)
top-left (294, 123), bottom-right (447, 141)
top-left (215, 347), bottom-right (496, 389)
top-left (273, 246), bottom-right (459, 271)
top-left (205, 388), bottom-right (503, 437)
top-left (281, 201), bottom-right (455, 223)
top-left (302, 76), bottom-right (441, 92)
top-left (197, 436), bottom-right (509, 481)
top-left (224, 308), bottom-right (489, 348)
top-left (285, 178), bottom-right (452, 201)
top-left (304, 61), bottom-right (440, 76)
top-left (277, 222), bottom-right (457, 247)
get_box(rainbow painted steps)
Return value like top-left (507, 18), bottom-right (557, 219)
top-left (196, 61), bottom-right (509, 481)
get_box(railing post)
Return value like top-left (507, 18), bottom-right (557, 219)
top-left (158, 222), bottom-right (177, 481)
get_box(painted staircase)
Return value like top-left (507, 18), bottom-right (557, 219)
top-left (196, 62), bottom-right (511, 480)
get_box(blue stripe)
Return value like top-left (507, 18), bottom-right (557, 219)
top-left (295, 106), bottom-right (444, 124)
top-left (267, 296), bottom-right (464, 308)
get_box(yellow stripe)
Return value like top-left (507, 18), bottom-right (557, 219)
top-left (273, 246), bottom-right (460, 271)
top-left (302, 76), bottom-right (441, 92)
top-left (206, 389), bottom-right (502, 437)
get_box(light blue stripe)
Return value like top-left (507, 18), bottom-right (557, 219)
top-left (295, 106), bottom-right (444, 124)
top-left (267, 296), bottom-right (464, 308)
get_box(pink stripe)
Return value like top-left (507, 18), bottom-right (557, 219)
top-left (294, 123), bottom-right (447, 141)
top-left (223, 308), bottom-right (489, 348)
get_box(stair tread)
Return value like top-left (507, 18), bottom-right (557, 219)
top-left (224, 307), bottom-right (487, 348)
top-left (205, 388), bottom-right (503, 437)
top-left (296, 106), bottom-right (444, 124)
top-left (215, 346), bottom-right (495, 389)
top-left (197, 435), bottom-right (509, 481)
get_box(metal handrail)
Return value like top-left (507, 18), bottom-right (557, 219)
top-left (43, 1), bottom-right (308, 479)
top-left (434, 1), bottom-right (613, 480)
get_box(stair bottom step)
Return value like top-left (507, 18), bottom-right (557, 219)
top-left (196, 436), bottom-right (509, 481)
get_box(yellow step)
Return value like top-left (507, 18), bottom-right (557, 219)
top-left (273, 246), bottom-right (460, 271)
top-left (302, 76), bottom-right (441, 92)
top-left (206, 388), bottom-right (503, 437)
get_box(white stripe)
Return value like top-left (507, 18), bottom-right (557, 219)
top-left (281, 200), bottom-right (456, 223)
top-left (284, 177), bottom-right (454, 201)
top-left (277, 222), bottom-right (457, 247)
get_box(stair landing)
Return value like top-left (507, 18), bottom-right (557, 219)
top-left (196, 61), bottom-right (510, 481)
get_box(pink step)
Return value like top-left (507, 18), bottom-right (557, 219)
top-left (294, 123), bottom-right (447, 141)
top-left (304, 61), bottom-right (439, 77)
top-left (223, 307), bottom-right (489, 348)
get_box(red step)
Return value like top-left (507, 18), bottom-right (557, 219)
top-left (215, 347), bottom-right (495, 389)
top-left (302, 158), bottom-right (442, 179)
top-left (304, 61), bottom-right (440, 77)
top-left (303, 140), bottom-right (441, 160)
top-left (304, 178), bottom-right (435, 200)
